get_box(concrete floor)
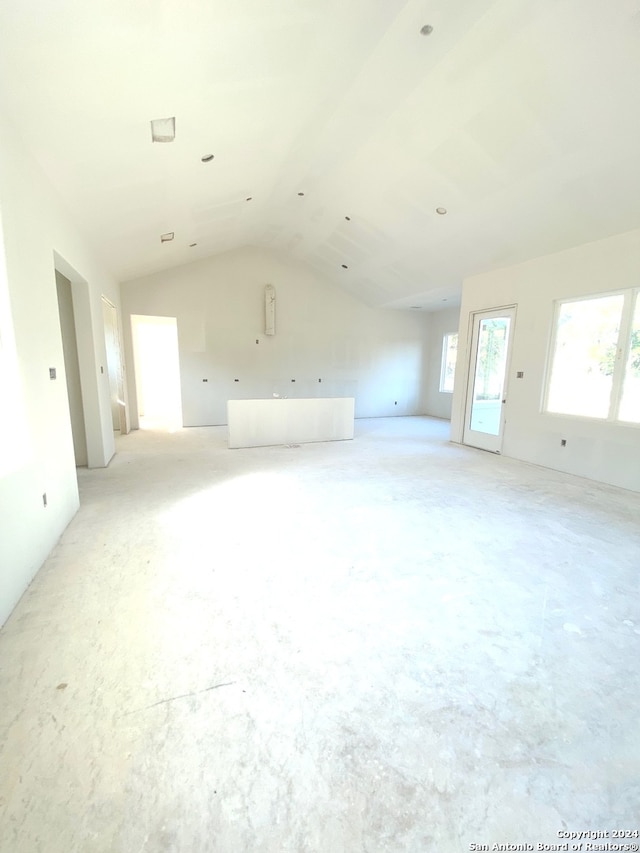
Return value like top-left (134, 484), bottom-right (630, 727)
top-left (1, 416), bottom-right (638, 852)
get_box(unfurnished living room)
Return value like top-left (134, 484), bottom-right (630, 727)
top-left (0, 2), bottom-right (639, 852)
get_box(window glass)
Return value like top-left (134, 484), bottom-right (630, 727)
top-left (618, 294), bottom-right (640, 423)
top-left (440, 333), bottom-right (458, 393)
top-left (546, 295), bottom-right (623, 418)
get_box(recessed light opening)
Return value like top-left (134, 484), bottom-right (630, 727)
top-left (201, 154), bottom-right (214, 162)
top-left (160, 232), bottom-right (174, 243)
top-left (150, 117), bottom-right (176, 143)
top-left (436, 207), bottom-right (447, 215)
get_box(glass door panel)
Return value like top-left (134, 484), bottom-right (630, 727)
top-left (463, 308), bottom-right (515, 452)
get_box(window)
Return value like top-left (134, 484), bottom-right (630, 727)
top-left (618, 294), bottom-right (640, 422)
top-left (440, 332), bottom-right (458, 393)
top-left (545, 289), bottom-right (640, 424)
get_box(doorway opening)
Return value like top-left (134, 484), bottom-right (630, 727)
top-left (463, 306), bottom-right (516, 453)
top-left (56, 271), bottom-right (88, 466)
top-left (101, 297), bottom-right (127, 435)
top-left (131, 314), bottom-right (183, 430)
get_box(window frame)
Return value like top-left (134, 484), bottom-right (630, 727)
top-left (543, 287), bottom-right (640, 427)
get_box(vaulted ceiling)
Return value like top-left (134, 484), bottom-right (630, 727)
top-left (1, 0), bottom-right (640, 309)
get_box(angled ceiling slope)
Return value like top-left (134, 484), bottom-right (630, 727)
top-left (1, 0), bottom-right (640, 309)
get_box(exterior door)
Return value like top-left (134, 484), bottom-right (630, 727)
top-left (463, 307), bottom-right (516, 453)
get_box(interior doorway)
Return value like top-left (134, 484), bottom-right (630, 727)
top-left (101, 296), bottom-right (127, 434)
top-left (463, 306), bottom-right (516, 453)
top-left (55, 271), bottom-right (88, 466)
top-left (131, 314), bottom-right (183, 429)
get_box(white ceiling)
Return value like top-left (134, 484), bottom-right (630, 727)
top-left (1, 0), bottom-right (640, 310)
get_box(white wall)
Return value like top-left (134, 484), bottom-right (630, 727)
top-left (0, 107), bottom-right (126, 626)
top-left (451, 228), bottom-right (640, 492)
top-left (121, 248), bottom-right (430, 427)
top-left (424, 306), bottom-right (461, 420)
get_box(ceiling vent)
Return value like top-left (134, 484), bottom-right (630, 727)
top-left (151, 117), bottom-right (176, 143)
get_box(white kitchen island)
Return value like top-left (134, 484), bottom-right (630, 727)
top-left (227, 397), bottom-right (355, 449)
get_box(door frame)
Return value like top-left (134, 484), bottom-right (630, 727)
top-left (462, 305), bottom-right (517, 453)
top-left (130, 313), bottom-right (183, 428)
top-left (55, 270), bottom-right (88, 466)
top-left (101, 296), bottom-right (128, 435)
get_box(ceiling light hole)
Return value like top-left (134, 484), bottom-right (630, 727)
top-left (150, 117), bottom-right (175, 143)
top-left (201, 154), bottom-right (214, 162)
top-left (420, 24), bottom-right (434, 36)
top-left (436, 207), bottom-right (447, 215)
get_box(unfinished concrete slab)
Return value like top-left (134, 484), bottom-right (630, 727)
top-left (0, 417), bottom-right (638, 852)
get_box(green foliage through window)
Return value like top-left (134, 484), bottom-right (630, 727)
top-left (546, 290), bottom-right (640, 423)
